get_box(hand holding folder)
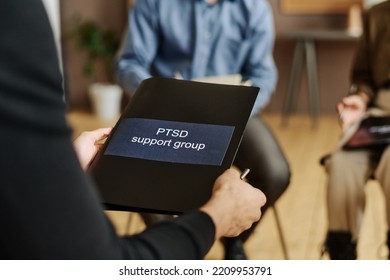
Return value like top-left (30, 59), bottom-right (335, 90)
top-left (90, 77), bottom-right (259, 214)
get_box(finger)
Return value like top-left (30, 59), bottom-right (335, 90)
top-left (336, 102), bottom-right (345, 114)
top-left (93, 127), bottom-right (113, 145)
top-left (94, 127), bottom-right (112, 138)
top-left (95, 136), bottom-right (108, 146)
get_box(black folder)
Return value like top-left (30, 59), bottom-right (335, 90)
top-left (90, 77), bottom-right (258, 214)
top-left (343, 115), bottom-right (390, 150)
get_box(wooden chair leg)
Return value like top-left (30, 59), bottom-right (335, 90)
top-left (271, 205), bottom-right (289, 260)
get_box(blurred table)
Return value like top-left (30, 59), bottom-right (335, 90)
top-left (281, 29), bottom-right (360, 127)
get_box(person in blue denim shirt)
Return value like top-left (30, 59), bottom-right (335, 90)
top-left (117, 0), bottom-right (290, 259)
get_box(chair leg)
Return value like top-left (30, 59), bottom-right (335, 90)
top-left (271, 205), bottom-right (289, 260)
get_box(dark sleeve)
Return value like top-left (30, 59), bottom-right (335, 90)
top-left (0, 0), bottom-right (215, 260)
top-left (123, 211), bottom-right (215, 259)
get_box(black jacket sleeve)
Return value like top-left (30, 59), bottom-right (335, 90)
top-left (0, 0), bottom-right (215, 260)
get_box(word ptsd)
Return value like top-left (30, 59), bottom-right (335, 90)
top-left (131, 128), bottom-right (206, 151)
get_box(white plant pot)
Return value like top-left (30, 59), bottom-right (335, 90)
top-left (88, 83), bottom-right (123, 120)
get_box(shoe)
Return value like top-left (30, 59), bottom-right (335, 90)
top-left (324, 231), bottom-right (357, 260)
top-left (223, 237), bottom-right (247, 260)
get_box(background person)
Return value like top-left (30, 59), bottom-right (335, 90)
top-left (323, 0), bottom-right (390, 260)
top-left (116, 0), bottom-right (291, 260)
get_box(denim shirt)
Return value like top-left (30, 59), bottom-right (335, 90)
top-left (117, 0), bottom-right (277, 115)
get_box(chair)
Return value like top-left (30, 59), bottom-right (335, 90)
top-left (270, 205), bottom-right (289, 259)
top-left (318, 153), bottom-right (389, 259)
top-left (123, 205), bottom-right (290, 259)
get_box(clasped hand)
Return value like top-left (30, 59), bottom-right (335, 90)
top-left (337, 94), bottom-right (367, 131)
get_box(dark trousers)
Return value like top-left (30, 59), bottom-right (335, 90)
top-left (233, 116), bottom-right (291, 241)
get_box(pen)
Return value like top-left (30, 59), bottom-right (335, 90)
top-left (240, 168), bottom-right (250, 180)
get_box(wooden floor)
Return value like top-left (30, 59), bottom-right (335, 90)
top-left (67, 112), bottom-right (388, 260)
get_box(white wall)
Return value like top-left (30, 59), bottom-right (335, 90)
top-left (41, 0), bottom-right (62, 64)
top-left (363, 0), bottom-right (387, 8)
top-left (42, 0), bottom-right (65, 99)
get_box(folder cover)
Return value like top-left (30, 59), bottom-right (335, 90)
top-left (90, 77), bottom-right (259, 214)
top-left (343, 115), bottom-right (390, 149)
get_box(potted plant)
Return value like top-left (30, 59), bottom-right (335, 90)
top-left (67, 17), bottom-right (123, 120)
